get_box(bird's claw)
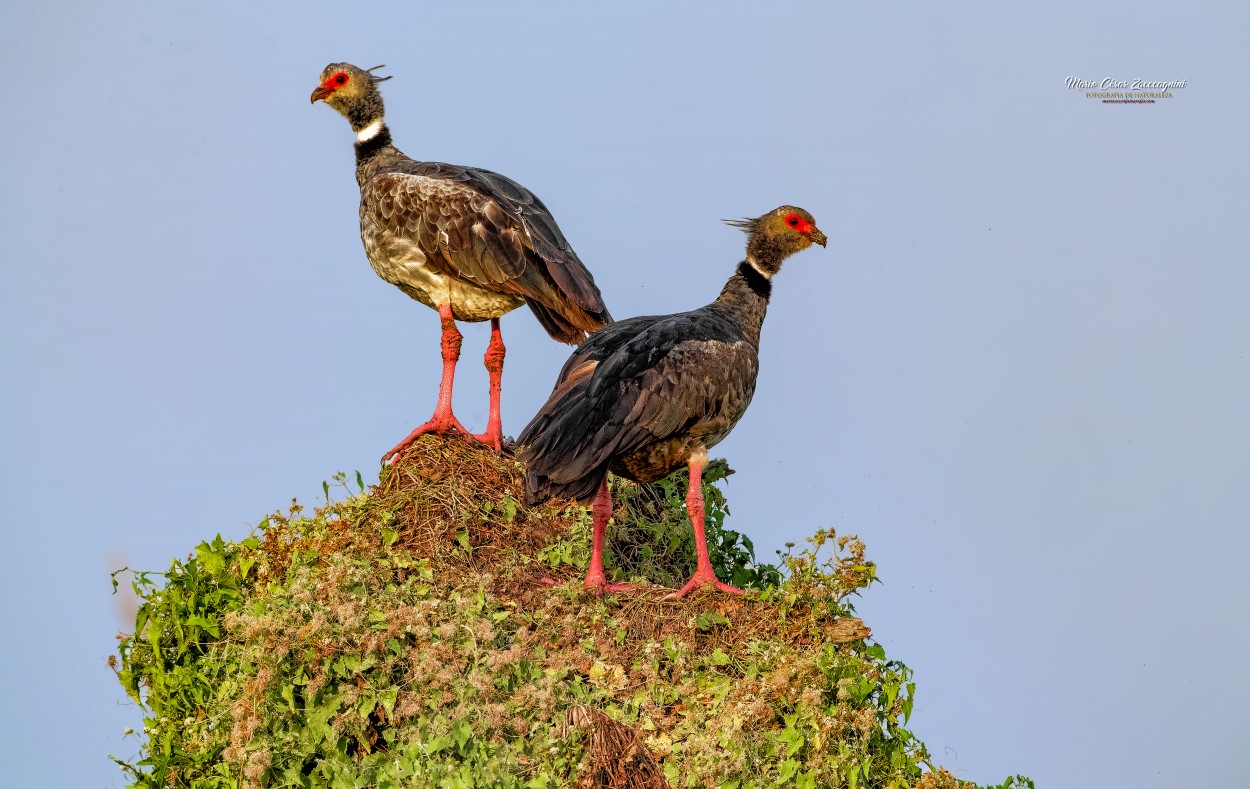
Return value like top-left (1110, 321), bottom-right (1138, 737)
top-left (383, 415), bottom-right (504, 464)
top-left (581, 574), bottom-right (638, 596)
top-left (470, 430), bottom-right (504, 454)
top-left (538, 577), bottom-right (634, 596)
top-left (664, 575), bottom-right (746, 600)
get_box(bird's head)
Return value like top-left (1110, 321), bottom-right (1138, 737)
top-left (724, 205), bottom-right (827, 276)
top-left (310, 62), bottom-right (392, 133)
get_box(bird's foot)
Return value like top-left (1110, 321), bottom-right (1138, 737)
top-left (382, 414), bottom-right (476, 465)
top-left (665, 572), bottom-right (746, 600)
top-left (582, 572), bottom-right (638, 595)
top-left (470, 427), bottom-right (504, 454)
top-left (537, 576), bottom-right (635, 595)
top-left (589, 581), bottom-right (639, 595)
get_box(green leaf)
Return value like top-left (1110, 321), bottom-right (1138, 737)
top-left (778, 758), bottom-right (799, 782)
top-left (237, 553), bottom-right (256, 580)
top-left (378, 688), bottom-right (397, 718)
top-left (696, 611), bottom-right (731, 630)
top-left (451, 719), bottom-right (473, 754)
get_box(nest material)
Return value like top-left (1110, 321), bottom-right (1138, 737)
top-left (565, 705), bottom-right (670, 789)
top-left (119, 433), bottom-right (996, 788)
top-left (380, 438), bottom-right (872, 650)
top-left (255, 436), bottom-right (870, 658)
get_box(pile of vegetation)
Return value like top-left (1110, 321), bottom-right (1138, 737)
top-left (110, 437), bottom-right (1032, 788)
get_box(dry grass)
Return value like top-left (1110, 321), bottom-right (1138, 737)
top-left (565, 704), bottom-right (669, 789)
top-left (256, 436), bottom-right (868, 656)
top-left (121, 434), bottom-right (991, 788)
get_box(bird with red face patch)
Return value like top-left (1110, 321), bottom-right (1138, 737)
top-left (518, 206), bottom-right (827, 598)
top-left (311, 63), bottom-right (612, 463)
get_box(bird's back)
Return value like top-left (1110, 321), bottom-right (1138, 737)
top-left (358, 150), bottom-right (611, 341)
top-left (519, 304), bottom-right (760, 503)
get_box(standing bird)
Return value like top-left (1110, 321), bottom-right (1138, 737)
top-left (311, 63), bottom-right (612, 461)
top-left (518, 206), bottom-right (827, 598)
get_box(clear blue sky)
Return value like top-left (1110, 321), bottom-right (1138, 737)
top-left (2, 1), bottom-right (1247, 786)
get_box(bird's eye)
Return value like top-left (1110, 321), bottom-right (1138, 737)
top-left (334, 73), bottom-right (348, 85)
top-left (787, 216), bottom-right (800, 227)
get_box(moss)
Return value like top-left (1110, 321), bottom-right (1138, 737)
top-left (111, 436), bottom-right (1031, 789)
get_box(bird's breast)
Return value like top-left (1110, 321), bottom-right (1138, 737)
top-left (361, 228), bottom-right (524, 321)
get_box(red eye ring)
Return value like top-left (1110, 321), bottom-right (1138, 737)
top-left (783, 213), bottom-right (813, 233)
top-left (334, 74), bottom-right (347, 85)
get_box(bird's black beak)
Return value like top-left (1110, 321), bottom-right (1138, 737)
top-left (811, 228), bottom-right (828, 247)
top-left (310, 84), bottom-right (333, 104)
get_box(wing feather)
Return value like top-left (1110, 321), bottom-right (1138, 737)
top-left (362, 161), bottom-right (611, 340)
top-left (520, 309), bottom-right (757, 499)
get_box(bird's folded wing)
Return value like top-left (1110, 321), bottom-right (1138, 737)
top-left (363, 171), bottom-right (530, 287)
top-left (564, 320), bottom-right (757, 467)
top-left (602, 337), bottom-right (756, 445)
top-left (457, 166), bottom-right (607, 315)
top-left (363, 169), bottom-right (607, 318)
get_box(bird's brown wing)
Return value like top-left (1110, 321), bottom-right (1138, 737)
top-left (586, 327), bottom-right (760, 463)
top-left (363, 164), bottom-right (611, 339)
top-left (455, 165), bottom-right (608, 317)
top-left (520, 310), bottom-right (758, 499)
top-left (363, 171), bottom-right (532, 290)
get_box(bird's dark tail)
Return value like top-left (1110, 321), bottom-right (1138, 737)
top-left (525, 297), bottom-right (612, 345)
top-left (521, 461), bottom-right (608, 508)
top-left (517, 376), bottom-right (612, 506)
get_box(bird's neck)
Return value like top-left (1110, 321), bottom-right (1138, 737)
top-left (354, 120), bottom-right (392, 162)
top-left (712, 262), bottom-right (772, 345)
top-left (354, 122), bottom-right (400, 185)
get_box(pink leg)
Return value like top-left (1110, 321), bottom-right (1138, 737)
top-left (470, 318), bottom-right (505, 452)
top-left (382, 303), bottom-right (475, 464)
top-left (582, 478), bottom-right (635, 594)
top-left (670, 454), bottom-right (745, 598)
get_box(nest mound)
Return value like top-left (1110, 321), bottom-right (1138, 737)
top-left (113, 436), bottom-right (1016, 789)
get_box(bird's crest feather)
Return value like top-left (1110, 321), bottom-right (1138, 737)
top-left (723, 217), bottom-right (759, 235)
